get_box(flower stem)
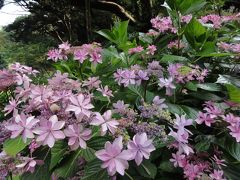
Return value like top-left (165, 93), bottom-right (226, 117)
top-left (141, 163), bottom-right (151, 175)
top-left (125, 172), bottom-right (134, 180)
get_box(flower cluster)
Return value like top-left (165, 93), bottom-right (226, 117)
top-left (47, 42), bottom-right (103, 64)
top-left (196, 101), bottom-right (223, 127)
top-left (95, 134), bottom-right (155, 176)
top-left (151, 13), bottom-right (240, 35)
top-left (223, 113), bottom-right (240, 142)
top-left (218, 42), bottom-right (240, 53)
top-left (114, 66), bottom-right (149, 86)
top-left (168, 64), bottom-right (208, 83)
top-left (168, 40), bottom-right (186, 49)
top-left (169, 114), bottom-right (227, 179)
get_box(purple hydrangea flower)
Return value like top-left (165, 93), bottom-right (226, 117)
top-left (66, 94), bottom-right (94, 119)
top-left (95, 136), bottom-right (131, 176)
top-left (64, 124), bottom-right (92, 150)
top-left (33, 115), bottom-right (65, 148)
top-left (127, 133), bottom-right (155, 165)
top-left (6, 114), bottom-right (39, 143)
top-left (90, 110), bottom-right (119, 135)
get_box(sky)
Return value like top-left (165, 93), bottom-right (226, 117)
top-left (0, 1), bottom-right (29, 27)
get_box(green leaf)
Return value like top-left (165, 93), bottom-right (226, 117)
top-left (3, 137), bottom-right (29, 156)
top-left (160, 54), bottom-right (189, 63)
top-left (80, 148), bottom-right (96, 162)
top-left (179, 0), bottom-right (206, 14)
top-left (50, 141), bottom-right (68, 170)
top-left (195, 141), bottom-right (211, 152)
top-left (184, 18), bottom-right (207, 50)
top-left (194, 135), bottom-right (215, 152)
top-left (128, 85), bottom-right (144, 98)
top-left (54, 148), bottom-right (96, 178)
top-left (216, 136), bottom-right (240, 161)
top-left (54, 150), bottom-right (82, 178)
top-left (166, 103), bottom-right (198, 119)
top-left (189, 92), bottom-right (222, 101)
top-left (216, 75), bottom-right (240, 88)
top-left (136, 160), bottom-right (157, 179)
top-left (97, 29), bottom-right (116, 43)
top-left (185, 82), bottom-right (198, 91)
top-left (87, 136), bottom-right (111, 150)
top-left (180, 105), bottom-right (199, 119)
top-left (226, 84), bottom-right (240, 103)
top-left (159, 161), bottom-right (175, 173)
top-left (82, 159), bottom-right (109, 180)
top-left (196, 83), bottom-right (222, 92)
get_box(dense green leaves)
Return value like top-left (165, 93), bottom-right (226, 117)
top-left (54, 148), bottom-right (95, 178)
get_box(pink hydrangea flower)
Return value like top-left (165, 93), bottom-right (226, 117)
top-left (91, 110), bottom-right (119, 135)
top-left (128, 46), bottom-right (144, 54)
top-left (4, 98), bottom-right (20, 116)
top-left (183, 163), bottom-right (201, 180)
top-left (209, 170), bottom-right (226, 180)
top-left (170, 153), bottom-right (187, 168)
top-left (152, 96), bottom-right (167, 109)
top-left (200, 14), bottom-right (222, 28)
top-left (97, 85), bottom-right (114, 98)
top-left (196, 112), bottom-right (215, 127)
top-left (121, 70), bottom-right (136, 87)
top-left (82, 76), bottom-right (101, 90)
top-left (146, 45), bottom-right (157, 55)
top-left (227, 124), bottom-right (240, 142)
top-left (30, 86), bottom-right (53, 104)
top-left (66, 94), bottom-right (94, 119)
top-left (64, 124), bottom-right (92, 150)
top-left (95, 136), bottom-right (131, 176)
top-left (74, 49), bottom-right (88, 63)
top-left (150, 16), bottom-right (177, 33)
top-left (212, 155), bottom-right (226, 168)
top-left (6, 114), bottom-right (39, 143)
top-left (47, 49), bottom-right (67, 61)
top-left (16, 157), bottom-right (44, 173)
top-left (158, 77), bottom-right (176, 96)
top-left (58, 42), bottom-right (71, 51)
top-left (127, 133), bottom-right (155, 165)
top-left (33, 115), bottom-right (65, 148)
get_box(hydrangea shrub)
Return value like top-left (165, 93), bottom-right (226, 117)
top-left (0, 0), bottom-right (240, 179)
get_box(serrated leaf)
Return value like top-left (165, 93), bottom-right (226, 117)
top-left (82, 159), bottom-right (109, 180)
top-left (166, 103), bottom-right (198, 119)
top-left (50, 141), bottom-right (67, 170)
top-left (87, 136), bottom-right (111, 151)
top-left (3, 137), bottom-right (30, 156)
top-left (54, 150), bottom-right (82, 178)
top-left (128, 85), bottom-right (144, 98)
top-left (136, 160), bottom-right (157, 179)
top-left (54, 148), bottom-right (95, 178)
